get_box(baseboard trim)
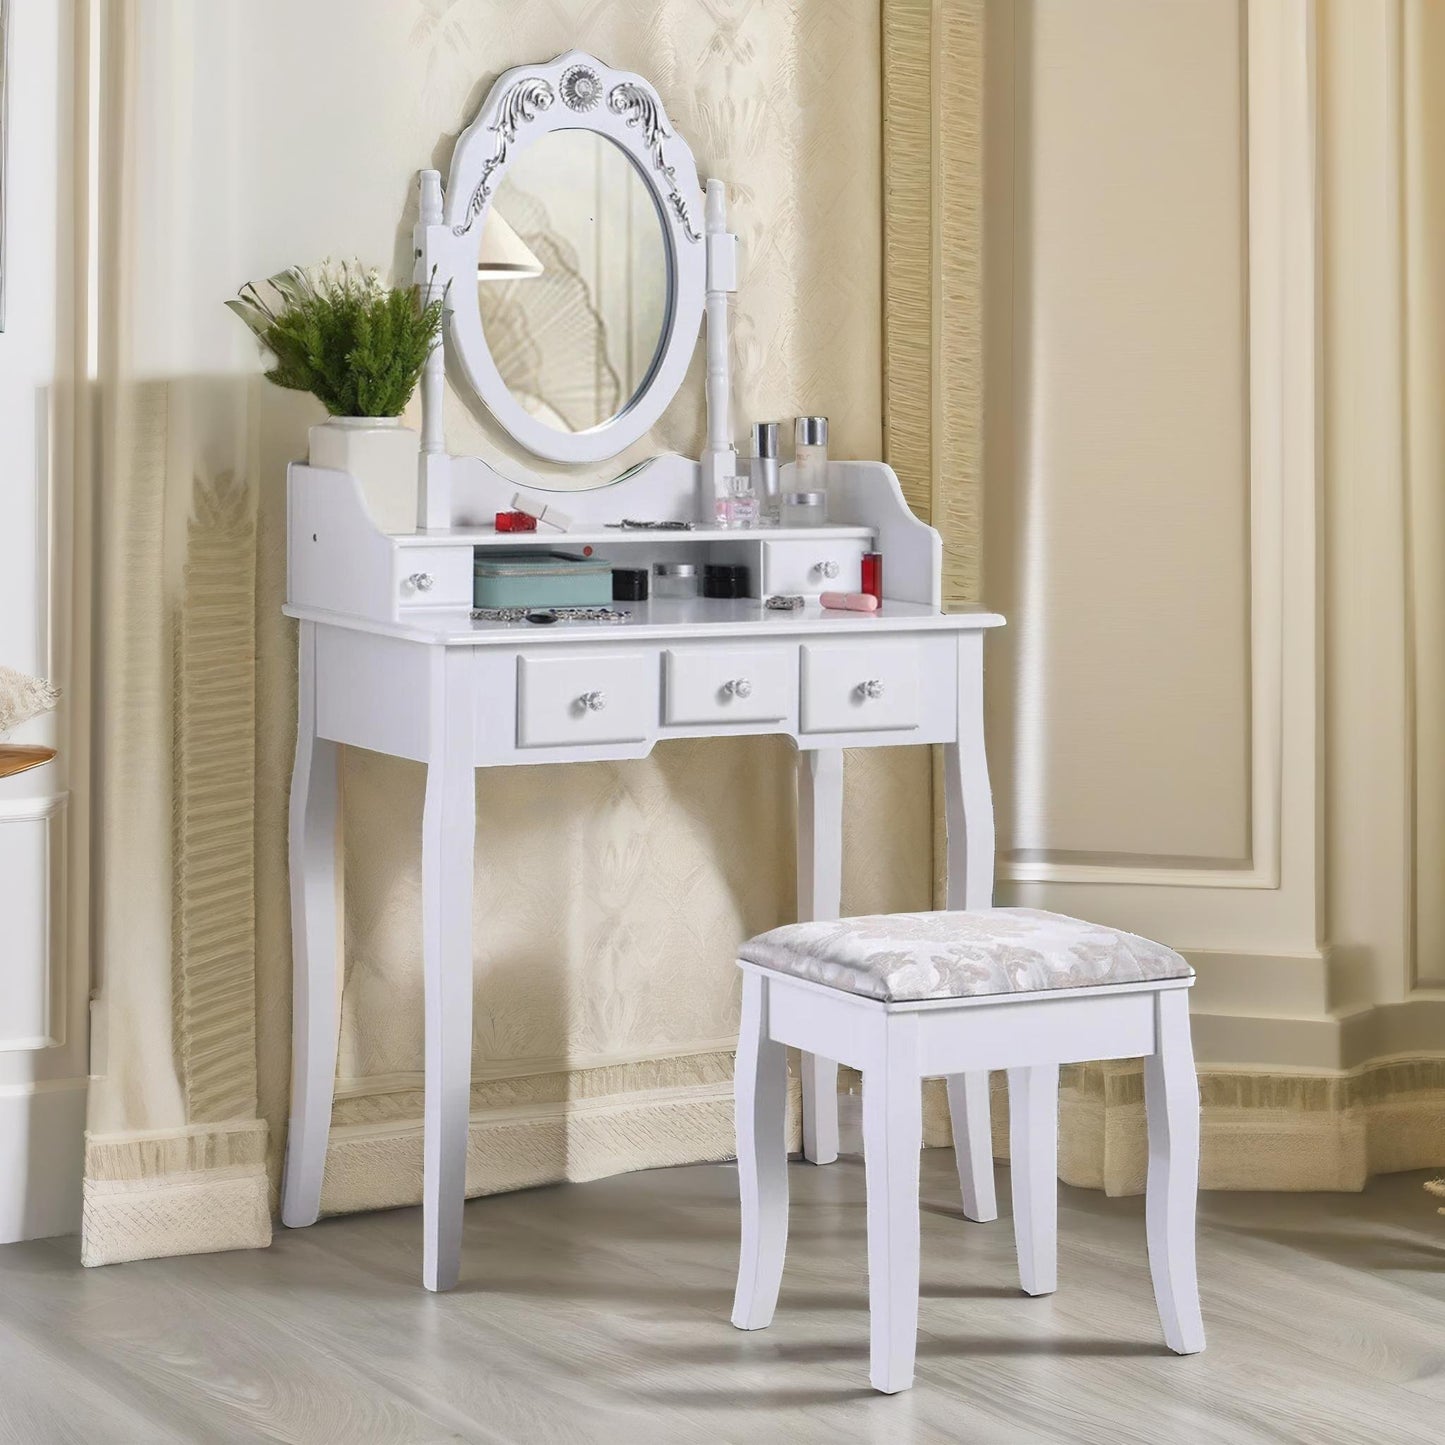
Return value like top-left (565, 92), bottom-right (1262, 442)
top-left (319, 1079), bottom-right (802, 1218)
top-left (81, 1119), bottom-right (272, 1266)
top-left (876, 1056), bottom-right (1445, 1195)
top-left (75, 1050), bottom-right (1445, 1267)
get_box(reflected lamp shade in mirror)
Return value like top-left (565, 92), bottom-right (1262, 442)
top-left (478, 210), bottom-right (544, 281)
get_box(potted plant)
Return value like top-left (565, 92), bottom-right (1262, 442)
top-left (228, 262), bottom-right (444, 532)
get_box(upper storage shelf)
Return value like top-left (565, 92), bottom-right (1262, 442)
top-left (398, 524), bottom-right (877, 549)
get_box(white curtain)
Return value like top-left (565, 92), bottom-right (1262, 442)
top-left (80, 0), bottom-right (934, 1266)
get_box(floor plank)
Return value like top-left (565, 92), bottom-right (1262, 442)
top-left (0, 1156), bottom-right (1440, 1444)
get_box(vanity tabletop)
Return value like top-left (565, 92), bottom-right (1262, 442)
top-left (283, 596), bottom-right (1006, 647)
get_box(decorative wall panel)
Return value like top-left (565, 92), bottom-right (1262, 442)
top-left (987, 0), bottom-right (1254, 874)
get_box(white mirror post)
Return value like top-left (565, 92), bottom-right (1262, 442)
top-left (699, 178), bottom-right (739, 509)
top-left (416, 168), bottom-right (450, 530)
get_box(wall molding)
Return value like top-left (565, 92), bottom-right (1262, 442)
top-left (998, 0), bottom-right (1317, 891)
top-left (881, 0), bottom-right (984, 606)
top-left (0, 791), bottom-right (68, 821)
top-left (0, 792), bottom-right (67, 1051)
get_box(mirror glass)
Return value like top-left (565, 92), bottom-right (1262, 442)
top-left (477, 129), bottom-right (670, 435)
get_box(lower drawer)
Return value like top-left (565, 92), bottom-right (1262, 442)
top-left (799, 640), bottom-right (922, 734)
top-left (516, 651), bottom-right (657, 748)
top-left (663, 645), bottom-right (794, 725)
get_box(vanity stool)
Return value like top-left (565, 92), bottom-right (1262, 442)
top-left (729, 907), bottom-right (1205, 1394)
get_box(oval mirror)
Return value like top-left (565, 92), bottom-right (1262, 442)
top-left (476, 130), bottom-right (669, 437)
top-left (439, 54), bottom-right (707, 466)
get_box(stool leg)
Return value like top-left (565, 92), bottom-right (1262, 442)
top-left (1007, 1064), bottom-right (1059, 1297)
top-left (946, 1072), bottom-right (998, 1222)
top-left (1144, 989), bottom-right (1205, 1354)
top-left (862, 1014), bottom-right (923, 1394)
top-left (801, 1055), bottom-right (841, 1166)
top-left (732, 972), bottom-right (790, 1331)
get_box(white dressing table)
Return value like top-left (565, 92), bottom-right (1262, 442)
top-left (277, 50), bottom-right (1004, 1291)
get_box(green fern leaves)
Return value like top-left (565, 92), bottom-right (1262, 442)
top-left (227, 261), bottom-right (444, 418)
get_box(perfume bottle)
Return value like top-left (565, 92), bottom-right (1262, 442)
top-left (716, 474), bottom-right (759, 528)
top-left (713, 470), bottom-right (732, 527)
top-left (750, 422), bottom-right (781, 523)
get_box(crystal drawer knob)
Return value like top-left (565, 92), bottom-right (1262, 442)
top-left (723, 678), bottom-right (753, 699)
top-left (816, 560), bottom-right (841, 579)
top-left (579, 690), bottom-right (608, 712)
top-left (859, 679), bottom-right (885, 701)
top-left (407, 572), bottom-right (435, 593)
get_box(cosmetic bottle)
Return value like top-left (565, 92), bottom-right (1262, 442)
top-left (713, 470), bottom-right (732, 528)
top-left (612, 567), bottom-right (649, 602)
top-left (750, 422), bottom-right (781, 523)
top-left (703, 563), bottom-right (752, 599)
top-left (714, 473), bottom-right (759, 528)
top-left (653, 563), bottom-right (699, 600)
top-left (793, 416), bottom-right (829, 498)
top-left (780, 490), bottom-right (828, 528)
top-left (861, 551), bottom-right (883, 605)
top-left (727, 475), bottom-right (759, 528)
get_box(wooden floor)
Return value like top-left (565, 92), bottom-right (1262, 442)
top-left (0, 1156), bottom-right (1440, 1444)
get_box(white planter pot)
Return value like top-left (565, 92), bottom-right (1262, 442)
top-left (308, 417), bottom-right (419, 535)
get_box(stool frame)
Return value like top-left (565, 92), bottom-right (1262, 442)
top-left (730, 963), bottom-right (1204, 1394)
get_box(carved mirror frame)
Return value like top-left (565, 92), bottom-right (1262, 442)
top-left (435, 51), bottom-right (706, 465)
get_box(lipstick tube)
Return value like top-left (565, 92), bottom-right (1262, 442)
top-left (820, 591), bottom-right (879, 612)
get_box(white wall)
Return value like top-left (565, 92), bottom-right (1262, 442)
top-left (0, 0), bottom-right (86, 1241)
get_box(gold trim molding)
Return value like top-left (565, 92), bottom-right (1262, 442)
top-left (882, 0), bottom-right (984, 609)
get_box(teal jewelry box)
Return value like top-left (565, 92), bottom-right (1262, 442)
top-left (473, 551), bottom-right (614, 609)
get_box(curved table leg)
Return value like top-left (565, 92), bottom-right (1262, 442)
top-left (797, 748), bottom-right (843, 1165)
top-left (944, 631), bottom-right (999, 1219)
top-left (422, 646), bottom-right (478, 1292)
top-left (282, 620), bottom-right (342, 1229)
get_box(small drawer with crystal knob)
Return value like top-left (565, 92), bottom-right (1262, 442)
top-left (799, 640), bottom-right (921, 734)
top-left (516, 651), bottom-right (656, 748)
top-left (663, 645), bottom-right (794, 726)
top-left (393, 546), bottom-right (473, 610)
top-left (760, 539), bottom-right (869, 597)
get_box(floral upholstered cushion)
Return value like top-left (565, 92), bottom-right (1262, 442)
top-left (738, 908), bottom-right (1192, 1003)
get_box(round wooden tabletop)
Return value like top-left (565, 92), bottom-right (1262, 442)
top-left (0, 745), bottom-right (57, 780)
